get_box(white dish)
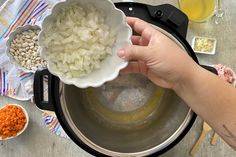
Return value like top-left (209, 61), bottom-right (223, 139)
top-left (6, 25), bottom-right (41, 73)
top-left (38, 0), bottom-right (132, 88)
top-left (192, 36), bottom-right (217, 55)
top-left (0, 104), bottom-right (29, 140)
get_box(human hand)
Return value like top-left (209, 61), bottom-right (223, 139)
top-left (117, 17), bottom-right (200, 89)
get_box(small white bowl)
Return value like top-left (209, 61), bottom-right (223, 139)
top-left (6, 25), bottom-right (41, 73)
top-left (0, 104), bottom-right (29, 140)
top-left (192, 36), bottom-right (217, 55)
top-left (39, 0), bottom-right (132, 88)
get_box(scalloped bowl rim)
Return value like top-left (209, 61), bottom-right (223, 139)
top-left (0, 104), bottom-right (29, 140)
top-left (38, 0), bottom-right (132, 88)
top-left (6, 25), bottom-right (41, 73)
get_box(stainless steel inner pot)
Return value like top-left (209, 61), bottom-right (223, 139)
top-left (57, 27), bottom-right (194, 156)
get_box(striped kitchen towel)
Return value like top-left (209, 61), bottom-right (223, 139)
top-left (0, 0), bottom-right (70, 138)
top-left (0, 0), bottom-right (48, 40)
top-left (42, 112), bottom-right (70, 139)
top-left (0, 0), bottom-right (49, 100)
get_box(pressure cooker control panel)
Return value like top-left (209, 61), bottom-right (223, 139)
top-left (115, 2), bottom-right (189, 38)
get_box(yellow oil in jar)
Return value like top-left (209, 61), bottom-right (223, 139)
top-left (179, 0), bottom-right (216, 22)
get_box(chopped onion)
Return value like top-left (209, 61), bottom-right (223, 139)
top-left (42, 4), bottom-right (116, 78)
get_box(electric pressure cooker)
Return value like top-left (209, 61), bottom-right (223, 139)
top-left (34, 2), bottom-right (217, 157)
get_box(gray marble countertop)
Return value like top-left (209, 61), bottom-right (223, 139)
top-left (0, 0), bottom-right (236, 157)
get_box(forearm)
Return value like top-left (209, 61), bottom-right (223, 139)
top-left (121, 16), bottom-right (236, 149)
top-left (175, 65), bottom-right (236, 149)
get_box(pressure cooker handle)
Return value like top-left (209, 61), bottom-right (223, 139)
top-left (33, 68), bottom-right (54, 111)
top-left (200, 65), bottom-right (218, 75)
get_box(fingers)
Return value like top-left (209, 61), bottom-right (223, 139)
top-left (131, 35), bottom-right (149, 46)
top-left (117, 45), bottom-right (149, 62)
top-left (120, 62), bottom-right (148, 76)
top-left (127, 17), bottom-right (160, 40)
top-left (131, 36), bottom-right (141, 45)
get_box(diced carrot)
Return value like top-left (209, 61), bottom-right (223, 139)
top-left (0, 105), bottom-right (27, 139)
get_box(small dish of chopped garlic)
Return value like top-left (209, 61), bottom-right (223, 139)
top-left (192, 36), bottom-right (217, 55)
top-left (39, 0), bottom-right (132, 88)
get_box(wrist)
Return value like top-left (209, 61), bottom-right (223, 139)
top-left (172, 62), bottom-right (203, 96)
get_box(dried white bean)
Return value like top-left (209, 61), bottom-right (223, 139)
top-left (26, 60), bottom-right (31, 65)
top-left (32, 52), bottom-right (37, 57)
top-left (25, 35), bottom-right (31, 39)
top-left (29, 43), bottom-right (34, 46)
top-left (33, 36), bottom-right (38, 41)
top-left (22, 43), bottom-right (28, 47)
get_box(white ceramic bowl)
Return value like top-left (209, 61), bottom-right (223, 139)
top-left (39, 0), bottom-right (132, 88)
top-left (6, 25), bottom-right (41, 73)
top-left (0, 104), bottom-right (29, 140)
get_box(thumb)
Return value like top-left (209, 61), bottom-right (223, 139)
top-left (117, 45), bottom-right (148, 62)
